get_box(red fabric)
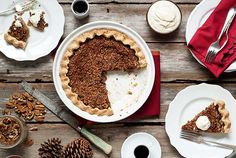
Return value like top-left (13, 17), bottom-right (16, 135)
top-left (76, 51), bottom-right (160, 125)
top-left (188, 0), bottom-right (236, 78)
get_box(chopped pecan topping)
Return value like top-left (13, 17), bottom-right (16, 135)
top-left (182, 104), bottom-right (224, 132)
top-left (29, 11), bottom-right (48, 31)
top-left (4, 92), bottom-right (46, 122)
top-left (0, 116), bottom-right (21, 145)
top-left (67, 36), bottom-right (139, 110)
top-left (8, 17), bottom-right (29, 42)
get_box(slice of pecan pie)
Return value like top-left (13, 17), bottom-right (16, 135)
top-left (182, 100), bottom-right (231, 133)
top-left (28, 10), bottom-right (48, 32)
top-left (4, 16), bottom-right (29, 49)
top-left (60, 29), bottom-right (147, 116)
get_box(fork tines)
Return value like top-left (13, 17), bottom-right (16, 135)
top-left (180, 130), bottom-right (201, 143)
top-left (21, 0), bottom-right (37, 11)
top-left (205, 50), bottom-right (216, 63)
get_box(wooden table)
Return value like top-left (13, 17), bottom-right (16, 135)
top-left (1, 0), bottom-right (236, 157)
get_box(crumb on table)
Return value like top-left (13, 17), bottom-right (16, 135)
top-left (127, 90), bottom-right (133, 95)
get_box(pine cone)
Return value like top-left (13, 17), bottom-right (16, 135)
top-left (38, 138), bottom-right (64, 158)
top-left (64, 138), bottom-right (93, 158)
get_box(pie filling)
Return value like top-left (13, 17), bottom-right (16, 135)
top-left (182, 100), bottom-right (231, 133)
top-left (67, 35), bottom-right (139, 110)
top-left (29, 11), bottom-right (48, 31)
top-left (182, 104), bottom-right (225, 133)
top-left (8, 18), bottom-right (29, 42)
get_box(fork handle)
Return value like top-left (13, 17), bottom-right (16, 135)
top-left (218, 7), bottom-right (236, 40)
top-left (0, 7), bottom-right (15, 15)
top-left (205, 139), bottom-right (236, 150)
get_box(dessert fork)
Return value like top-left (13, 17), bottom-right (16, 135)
top-left (0, 0), bottom-right (37, 15)
top-left (180, 130), bottom-right (236, 150)
top-left (205, 7), bottom-right (236, 63)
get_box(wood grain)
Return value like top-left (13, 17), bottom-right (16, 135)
top-left (59, 0), bottom-right (201, 4)
top-left (61, 4), bottom-right (194, 42)
top-left (0, 1), bottom-right (235, 158)
top-left (0, 124), bottom-right (182, 158)
top-left (4, 4), bottom-right (233, 82)
top-left (0, 43), bottom-right (236, 83)
top-left (1, 83), bottom-right (236, 123)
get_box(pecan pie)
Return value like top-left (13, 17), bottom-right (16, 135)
top-left (4, 16), bottom-right (29, 49)
top-left (182, 100), bottom-right (231, 133)
top-left (60, 29), bottom-right (147, 116)
top-left (28, 10), bottom-right (48, 31)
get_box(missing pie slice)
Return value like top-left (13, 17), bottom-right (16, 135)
top-left (4, 16), bottom-right (29, 49)
top-left (60, 29), bottom-right (147, 116)
top-left (182, 100), bottom-right (231, 133)
top-left (28, 10), bottom-right (48, 31)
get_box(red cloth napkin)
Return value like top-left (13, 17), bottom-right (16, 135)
top-left (188, 0), bottom-right (236, 78)
top-left (76, 51), bottom-right (160, 125)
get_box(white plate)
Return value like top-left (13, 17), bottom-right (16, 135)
top-left (0, 0), bottom-right (65, 61)
top-left (185, 0), bottom-right (236, 72)
top-left (53, 21), bottom-right (155, 123)
top-left (121, 132), bottom-right (161, 158)
top-left (165, 83), bottom-right (236, 158)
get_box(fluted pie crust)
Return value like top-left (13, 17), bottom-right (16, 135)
top-left (182, 100), bottom-right (231, 133)
top-left (4, 33), bottom-right (26, 49)
top-left (4, 17), bottom-right (29, 49)
top-left (60, 29), bottom-right (147, 116)
top-left (216, 100), bottom-right (231, 133)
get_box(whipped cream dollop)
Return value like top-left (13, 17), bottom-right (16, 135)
top-left (29, 10), bottom-right (42, 27)
top-left (15, 4), bottom-right (23, 13)
top-left (196, 116), bottom-right (211, 131)
top-left (147, 0), bottom-right (181, 34)
top-left (14, 19), bottom-right (22, 28)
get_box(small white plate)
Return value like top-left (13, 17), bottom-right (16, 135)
top-left (0, 0), bottom-right (65, 61)
top-left (185, 0), bottom-right (236, 72)
top-left (53, 21), bottom-right (155, 123)
top-left (165, 83), bottom-right (236, 158)
top-left (121, 132), bottom-right (161, 158)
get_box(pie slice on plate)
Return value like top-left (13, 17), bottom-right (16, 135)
top-left (182, 100), bottom-right (231, 133)
top-left (60, 29), bottom-right (147, 116)
top-left (28, 10), bottom-right (48, 32)
top-left (4, 16), bottom-right (29, 49)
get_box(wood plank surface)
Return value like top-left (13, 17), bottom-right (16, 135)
top-left (4, 3), bottom-right (235, 82)
top-left (0, 124), bottom-right (182, 158)
top-left (59, 0), bottom-right (201, 4)
top-left (1, 83), bottom-right (236, 123)
top-left (1, 43), bottom-right (236, 83)
top-left (61, 4), bottom-right (194, 42)
top-left (0, 0), bottom-right (235, 158)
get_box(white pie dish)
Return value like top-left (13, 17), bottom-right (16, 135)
top-left (53, 21), bottom-right (155, 123)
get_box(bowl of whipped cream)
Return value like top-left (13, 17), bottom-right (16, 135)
top-left (147, 0), bottom-right (182, 34)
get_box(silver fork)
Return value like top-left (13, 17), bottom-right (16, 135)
top-left (0, 0), bottom-right (37, 16)
top-left (205, 7), bottom-right (236, 63)
top-left (180, 130), bottom-right (236, 150)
